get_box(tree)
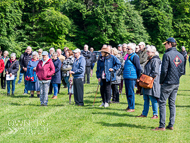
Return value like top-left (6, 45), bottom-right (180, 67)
top-left (62, 0), bottom-right (149, 50)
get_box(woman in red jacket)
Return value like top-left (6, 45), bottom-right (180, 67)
top-left (36, 51), bottom-right (55, 106)
top-left (0, 58), bottom-right (5, 75)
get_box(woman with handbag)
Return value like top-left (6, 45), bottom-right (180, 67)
top-left (62, 50), bottom-right (74, 95)
top-left (123, 43), bottom-right (141, 112)
top-left (26, 51), bottom-right (40, 98)
top-left (51, 52), bottom-right (62, 99)
top-left (5, 53), bottom-right (19, 96)
top-left (137, 46), bottom-right (161, 119)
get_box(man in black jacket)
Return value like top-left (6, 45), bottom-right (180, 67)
top-left (153, 37), bottom-right (184, 131)
top-left (22, 46), bottom-right (32, 95)
top-left (18, 49), bottom-right (27, 84)
top-left (90, 47), bottom-right (97, 77)
top-left (82, 44), bottom-right (92, 84)
top-left (180, 46), bottom-right (187, 75)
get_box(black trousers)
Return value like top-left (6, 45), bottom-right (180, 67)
top-left (73, 78), bottom-right (84, 106)
top-left (84, 66), bottom-right (91, 84)
top-left (111, 84), bottom-right (119, 102)
top-left (1, 74), bottom-right (6, 89)
top-left (101, 79), bottom-right (111, 103)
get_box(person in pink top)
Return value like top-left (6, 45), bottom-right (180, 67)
top-left (36, 51), bottom-right (55, 106)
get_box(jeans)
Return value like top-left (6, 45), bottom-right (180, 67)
top-left (40, 81), bottom-right (50, 105)
top-left (142, 94), bottom-right (158, 116)
top-left (91, 63), bottom-right (95, 70)
top-left (159, 84), bottom-right (179, 128)
top-left (18, 69), bottom-right (24, 84)
top-left (64, 76), bottom-right (73, 94)
top-left (52, 83), bottom-right (58, 96)
top-left (7, 77), bottom-right (17, 94)
top-left (124, 79), bottom-right (136, 109)
top-left (101, 79), bottom-right (111, 103)
top-left (24, 72), bottom-right (28, 93)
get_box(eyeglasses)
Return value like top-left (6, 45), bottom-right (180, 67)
top-left (127, 48), bottom-right (131, 50)
top-left (38, 52), bottom-right (42, 53)
top-left (135, 48), bottom-right (139, 50)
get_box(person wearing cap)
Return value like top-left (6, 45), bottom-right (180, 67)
top-left (123, 43), bottom-right (141, 112)
top-left (153, 37), bottom-right (184, 131)
top-left (137, 46), bottom-right (161, 119)
top-left (90, 47), bottom-right (97, 77)
top-left (81, 44), bottom-right (92, 84)
top-left (97, 45), bottom-right (121, 108)
top-left (138, 42), bottom-right (148, 72)
top-left (36, 51), bottom-right (55, 106)
top-left (69, 48), bottom-right (86, 106)
top-left (180, 46), bottom-right (187, 75)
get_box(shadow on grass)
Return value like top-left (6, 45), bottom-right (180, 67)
top-left (8, 102), bottom-right (65, 107)
top-left (176, 105), bottom-right (190, 108)
top-left (92, 112), bottom-right (137, 117)
top-left (96, 121), bottom-right (154, 129)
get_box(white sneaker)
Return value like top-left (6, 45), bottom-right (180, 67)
top-left (104, 103), bottom-right (109, 108)
top-left (99, 102), bottom-right (105, 107)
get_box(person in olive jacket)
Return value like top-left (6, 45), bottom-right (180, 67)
top-left (5, 53), bottom-right (19, 96)
top-left (137, 46), bottom-right (161, 119)
top-left (81, 44), bottom-right (92, 84)
top-left (51, 52), bottom-right (62, 99)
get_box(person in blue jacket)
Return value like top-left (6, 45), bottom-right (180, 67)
top-left (51, 52), bottom-right (61, 99)
top-left (97, 45), bottom-right (121, 108)
top-left (123, 43), bottom-right (141, 112)
top-left (69, 48), bottom-right (86, 106)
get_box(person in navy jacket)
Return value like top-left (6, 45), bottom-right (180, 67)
top-left (51, 52), bottom-right (62, 99)
top-left (70, 48), bottom-right (86, 106)
top-left (97, 45), bottom-right (121, 108)
top-left (123, 43), bottom-right (141, 112)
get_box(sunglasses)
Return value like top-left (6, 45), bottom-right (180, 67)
top-left (127, 48), bottom-right (131, 50)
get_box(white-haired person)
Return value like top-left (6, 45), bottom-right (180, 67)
top-left (26, 51), bottom-right (40, 98)
top-left (123, 43), bottom-right (141, 112)
top-left (138, 42), bottom-right (148, 72)
top-left (5, 53), bottom-right (19, 96)
top-left (38, 49), bottom-right (43, 60)
top-left (48, 47), bottom-right (55, 58)
top-left (22, 46), bottom-right (33, 95)
top-left (1, 51), bottom-right (9, 89)
top-left (110, 48), bottom-right (122, 103)
top-left (137, 46), bottom-right (161, 119)
top-left (69, 48), bottom-right (86, 106)
top-left (81, 44), bottom-right (92, 84)
top-left (180, 46), bottom-right (187, 75)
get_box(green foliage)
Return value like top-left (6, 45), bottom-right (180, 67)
top-left (62, 0), bottom-right (149, 50)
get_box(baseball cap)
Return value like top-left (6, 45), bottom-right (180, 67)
top-left (73, 48), bottom-right (81, 53)
top-left (42, 51), bottom-right (48, 56)
top-left (162, 37), bottom-right (176, 45)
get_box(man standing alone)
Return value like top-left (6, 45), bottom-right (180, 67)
top-left (82, 44), bottom-right (91, 84)
top-left (153, 38), bottom-right (184, 131)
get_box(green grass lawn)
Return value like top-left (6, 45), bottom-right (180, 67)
top-left (0, 64), bottom-right (190, 143)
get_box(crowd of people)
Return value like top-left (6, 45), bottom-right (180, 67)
top-left (0, 37), bottom-right (188, 131)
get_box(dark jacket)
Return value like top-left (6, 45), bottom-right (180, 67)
top-left (51, 58), bottom-right (62, 84)
top-left (36, 59), bottom-right (55, 81)
top-left (160, 47), bottom-right (184, 84)
top-left (96, 54), bottom-right (121, 83)
top-left (71, 55), bottom-right (86, 79)
top-left (81, 51), bottom-right (92, 67)
top-left (96, 54), bottom-right (104, 79)
top-left (22, 52), bottom-right (33, 69)
top-left (143, 56), bottom-right (161, 98)
top-left (112, 55), bottom-right (122, 85)
top-left (5, 59), bottom-right (19, 76)
top-left (19, 53), bottom-right (24, 66)
top-left (91, 52), bottom-right (97, 63)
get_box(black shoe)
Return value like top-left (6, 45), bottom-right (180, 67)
top-left (30, 94), bottom-right (34, 98)
top-left (48, 93), bottom-right (52, 95)
top-left (37, 94), bottom-right (40, 98)
top-left (7, 93), bottom-right (10, 96)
